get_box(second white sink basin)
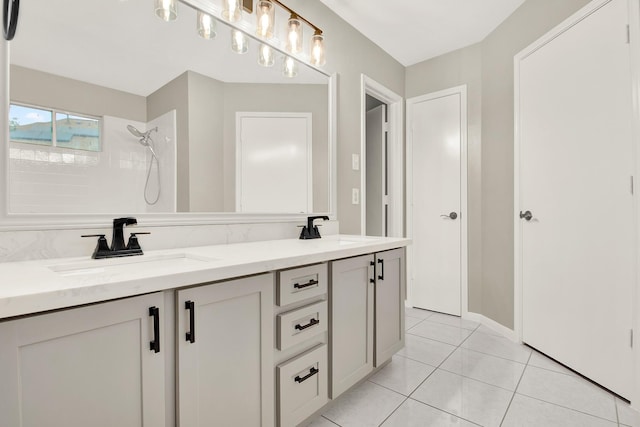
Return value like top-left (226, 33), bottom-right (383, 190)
top-left (48, 253), bottom-right (217, 277)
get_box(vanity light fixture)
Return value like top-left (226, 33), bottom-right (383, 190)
top-left (197, 11), bottom-right (216, 39)
top-left (154, 0), bottom-right (177, 22)
top-left (310, 30), bottom-right (326, 66)
top-left (283, 56), bottom-right (298, 78)
top-left (258, 44), bottom-right (275, 67)
top-left (286, 14), bottom-right (302, 54)
top-left (267, 0), bottom-right (326, 65)
top-left (256, 0), bottom-right (275, 39)
top-left (222, 0), bottom-right (242, 23)
top-left (231, 28), bottom-right (249, 54)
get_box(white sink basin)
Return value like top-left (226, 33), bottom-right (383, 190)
top-left (333, 236), bottom-right (382, 245)
top-left (48, 253), bottom-right (217, 277)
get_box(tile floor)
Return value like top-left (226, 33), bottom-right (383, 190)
top-left (308, 308), bottom-right (640, 427)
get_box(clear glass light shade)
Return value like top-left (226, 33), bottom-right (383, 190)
top-left (310, 33), bottom-right (326, 66)
top-left (258, 44), bottom-right (275, 67)
top-left (231, 29), bottom-right (249, 54)
top-left (197, 11), bottom-right (217, 39)
top-left (283, 56), bottom-right (298, 78)
top-left (155, 0), bottom-right (177, 22)
top-left (286, 16), bottom-right (303, 54)
top-left (256, 0), bottom-right (275, 39)
top-left (222, 0), bottom-right (242, 22)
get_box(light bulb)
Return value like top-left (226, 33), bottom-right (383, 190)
top-left (286, 15), bottom-right (302, 54)
top-left (155, 0), bottom-right (177, 22)
top-left (197, 11), bottom-right (216, 39)
top-left (222, 0), bottom-right (242, 22)
top-left (231, 29), bottom-right (249, 54)
top-left (256, 0), bottom-right (275, 39)
top-left (283, 56), bottom-right (298, 78)
top-left (310, 32), bottom-right (326, 66)
top-left (258, 44), bottom-right (275, 67)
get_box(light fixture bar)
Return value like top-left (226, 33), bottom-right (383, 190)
top-left (269, 0), bottom-right (323, 35)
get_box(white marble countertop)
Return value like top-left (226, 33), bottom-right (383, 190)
top-left (0, 235), bottom-right (410, 319)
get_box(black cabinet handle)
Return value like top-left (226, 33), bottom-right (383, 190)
top-left (185, 300), bottom-right (195, 343)
top-left (377, 258), bottom-right (385, 281)
top-left (149, 306), bottom-right (160, 353)
top-left (293, 279), bottom-right (318, 290)
top-left (3, 0), bottom-right (19, 41)
top-left (295, 367), bottom-right (319, 383)
top-left (295, 318), bottom-right (319, 331)
top-left (370, 261), bottom-right (375, 283)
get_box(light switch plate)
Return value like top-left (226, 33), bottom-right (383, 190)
top-left (352, 154), bottom-right (360, 171)
top-left (352, 188), bottom-right (360, 205)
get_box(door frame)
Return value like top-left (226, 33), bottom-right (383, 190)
top-left (406, 85), bottom-right (469, 316)
top-left (514, 0), bottom-right (640, 406)
top-left (360, 75), bottom-right (404, 237)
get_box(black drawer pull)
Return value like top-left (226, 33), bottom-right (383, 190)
top-left (185, 300), bottom-right (195, 343)
top-left (377, 258), bottom-right (385, 281)
top-left (295, 318), bottom-right (319, 331)
top-left (293, 279), bottom-right (318, 290)
top-left (295, 367), bottom-right (319, 383)
top-left (149, 306), bottom-right (160, 353)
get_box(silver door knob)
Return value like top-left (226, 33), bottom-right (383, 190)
top-left (519, 210), bottom-right (533, 221)
top-left (441, 212), bottom-right (458, 220)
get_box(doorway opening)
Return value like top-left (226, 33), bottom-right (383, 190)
top-left (360, 75), bottom-right (403, 238)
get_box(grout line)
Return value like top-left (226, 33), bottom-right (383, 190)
top-left (499, 349), bottom-right (532, 426)
top-left (614, 396), bottom-right (620, 427)
top-left (512, 391), bottom-right (621, 425)
top-left (415, 399), bottom-right (484, 427)
top-left (320, 415), bottom-right (341, 426)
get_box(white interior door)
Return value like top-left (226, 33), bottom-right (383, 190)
top-left (518, 0), bottom-right (635, 399)
top-left (408, 88), bottom-right (466, 316)
top-left (366, 105), bottom-right (386, 236)
top-left (236, 113), bottom-right (312, 213)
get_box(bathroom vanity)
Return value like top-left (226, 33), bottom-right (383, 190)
top-left (0, 235), bottom-right (409, 427)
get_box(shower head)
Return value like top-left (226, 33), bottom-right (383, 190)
top-left (127, 125), bottom-right (158, 147)
top-left (127, 124), bottom-right (145, 138)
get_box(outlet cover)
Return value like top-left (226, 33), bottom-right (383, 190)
top-left (352, 188), bottom-right (360, 205)
top-left (352, 154), bottom-right (360, 171)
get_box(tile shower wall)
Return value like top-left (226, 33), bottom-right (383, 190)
top-left (9, 112), bottom-right (176, 213)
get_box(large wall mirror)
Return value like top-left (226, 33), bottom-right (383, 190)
top-left (2, 0), bottom-right (335, 227)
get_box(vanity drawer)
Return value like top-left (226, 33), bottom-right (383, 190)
top-left (277, 301), bottom-right (327, 351)
top-left (277, 263), bottom-right (327, 306)
top-left (277, 344), bottom-right (328, 427)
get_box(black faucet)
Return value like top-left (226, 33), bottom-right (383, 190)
top-left (82, 217), bottom-right (150, 259)
top-left (111, 217), bottom-right (137, 251)
top-left (300, 216), bottom-right (330, 239)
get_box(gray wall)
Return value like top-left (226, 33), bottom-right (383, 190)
top-left (285, 0), bottom-right (406, 233)
top-left (10, 65), bottom-right (146, 122)
top-left (147, 72), bottom-right (191, 212)
top-left (222, 83), bottom-right (329, 212)
top-left (406, 0), bottom-right (591, 328)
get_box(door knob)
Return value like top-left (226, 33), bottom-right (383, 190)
top-left (440, 212), bottom-right (458, 220)
top-left (519, 210), bottom-right (533, 221)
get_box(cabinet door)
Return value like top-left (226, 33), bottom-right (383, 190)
top-left (330, 254), bottom-right (375, 398)
top-left (375, 248), bottom-right (405, 366)
top-left (176, 273), bottom-right (274, 427)
top-left (0, 293), bottom-right (166, 427)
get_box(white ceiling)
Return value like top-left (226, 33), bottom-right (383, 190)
top-left (319, 0), bottom-right (526, 66)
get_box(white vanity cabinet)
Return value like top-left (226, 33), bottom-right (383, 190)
top-left (0, 292), bottom-right (166, 427)
top-left (176, 273), bottom-right (274, 427)
top-left (330, 248), bottom-right (405, 398)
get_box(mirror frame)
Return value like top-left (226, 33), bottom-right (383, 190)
top-left (0, 3), bottom-right (337, 231)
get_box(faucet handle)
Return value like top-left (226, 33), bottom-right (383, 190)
top-left (127, 232), bottom-right (150, 252)
top-left (81, 234), bottom-right (111, 259)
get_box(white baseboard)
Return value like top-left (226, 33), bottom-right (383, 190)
top-left (463, 312), bottom-right (519, 342)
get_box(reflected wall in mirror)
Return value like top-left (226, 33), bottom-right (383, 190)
top-left (8, 0), bottom-right (330, 215)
